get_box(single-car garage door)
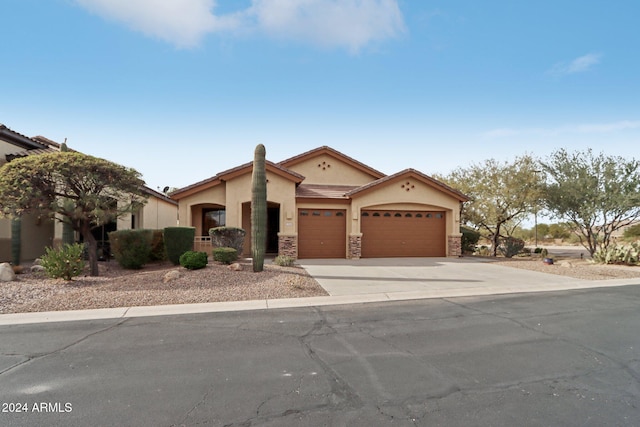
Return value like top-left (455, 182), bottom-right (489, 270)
top-left (298, 209), bottom-right (347, 258)
top-left (361, 210), bottom-right (446, 257)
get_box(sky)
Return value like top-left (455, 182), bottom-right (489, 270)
top-left (2, 0), bottom-right (640, 195)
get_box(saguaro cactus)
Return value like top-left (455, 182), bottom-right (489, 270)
top-left (11, 217), bottom-right (21, 266)
top-left (251, 144), bottom-right (267, 272)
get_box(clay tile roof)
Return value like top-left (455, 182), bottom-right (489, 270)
top-left (296, 184), bottom-right (360, 199)
top-left (0, 124), bottom-right (49, 150)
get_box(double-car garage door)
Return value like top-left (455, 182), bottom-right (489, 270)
top-left (361, 210), bottom-right (446, 257)
top-left (298, 208), bottom-right (446, 258)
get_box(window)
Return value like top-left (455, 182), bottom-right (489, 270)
top-left (426, 213), bottom-right (432, 218)
top-left (312, 211), bottom-right (321, 216)
top-left (435, 213), bottom-right (444, 219)
top-left (373, 212), bottom-right (381, 217)
top-left (336, 212), bottom-right (344, 217)
top-left (300, 211), bottom-right (309, 216)
top-left (324, 211), bottom-right (332, 217)
top-left (362, 212), bottom-right (369, 217)
top-left (416, 213), bottom-right (423, 218)
top-left (383, 213), bottom-right (390, 217)
top-left (394, 213), bottom-right (402, 217)
top-left (203, 208), bottom-right (225, 235)
top-left (405, 213), bottom-right (412, 217)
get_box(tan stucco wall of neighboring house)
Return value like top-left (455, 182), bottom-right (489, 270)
top-left (0, 218), bottom-right (11, 262)
top-left (0, 140), bottom-right (17, 166)
top-left (0, 213), bottom-right (55, 264)
top-left (286, 153), bottom-right (378, 185)
top-left (117, 197), bottom-right (178, 231)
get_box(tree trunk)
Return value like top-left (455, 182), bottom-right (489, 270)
top-left (81, 222), bottom-right (100, 276)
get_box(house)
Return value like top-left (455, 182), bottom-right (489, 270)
top-left (170, 146), bottom-right (469, 259)
top-left (0, 124), bottom-right (178, 263)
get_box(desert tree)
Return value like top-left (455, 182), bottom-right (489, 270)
top-left (438, 155), bottom-right (542, 256)
top-left (0, 151), bottom-right (147, 276)
top-left (540, 148), bottom-right (640, 256)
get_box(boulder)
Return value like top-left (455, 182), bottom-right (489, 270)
top-left (163, 270), bottom-right (181, 283)
top-left (31, 265), bottom-right (47, 273)
top-left (228, 263), bottom-right (242, 271)
top-left (32, 258), bottom-right (43, 266)
top-left (0, 263), bottom-right (17, 282)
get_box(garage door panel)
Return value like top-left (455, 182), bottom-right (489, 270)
top-left (361, 210), bottom-right (446, 257)
top-left (298, 209), bottom-right (346, 258)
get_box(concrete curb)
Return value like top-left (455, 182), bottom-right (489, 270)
top-left (1, 278), bottom-right (639, 326)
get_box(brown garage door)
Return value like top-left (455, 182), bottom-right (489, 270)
top-left (298, 209), bottom-right (346, 258)
top-left (361, 210), bottom-right (446, 257)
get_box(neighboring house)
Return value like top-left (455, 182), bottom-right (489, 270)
top-left (0, 124), bottom-right (178, 263)
top-left (171, 146), bottom-right (469, 259)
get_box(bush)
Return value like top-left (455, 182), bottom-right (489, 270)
top-left (164, 227), bottom-right (196, 265)
top-left (592, 242), bottom-right (640, 265)
top-left (460, 226), bottom-right (481, 254)
top-left (498, 236), bottom-right (525, 258)
top-left (273, 255), bottom-right (295, 267)
top-left (179, 251), bottom-right (209, 270)
top-left (109, 229), bottom-right (152, 269)
top-left (149, 230), bottom-right (167, 261)
top-left (209, 227), bottom-right (246, 254)
top-left (534, 247), bottom-right (543, 254)
top-left (40, 243), bottom-right (85, 280)
top-left (213, 247), bottom-right (238, 264)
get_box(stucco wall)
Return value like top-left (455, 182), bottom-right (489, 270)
top-left (177, 184), bottom-right (226, 231)
top-left (0, 214), bottom-right (55, 263)
top-left (287, 154), bottom-right (378, 186)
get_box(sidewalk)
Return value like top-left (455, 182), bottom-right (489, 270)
top-left (1, 258), bottom-right (639, 325)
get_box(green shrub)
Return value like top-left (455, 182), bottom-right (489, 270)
top-left (40, 243), bottom-right (85, 280)
top-left (109, 229), bottom-right (152, 269)
top-left (273, 255), bottom-right (295, 267)
top-left (460, 226), bottom-right (481, 254)
top-left (540, 248), bottom-right (548, 258)
top-left (534, 247), bottom-right (543, 254)
top-left (179, 251), bottom-right (209, 270)
top-left (498, 236), bottom-right (525, 258)
top-left (164, 227), bottom-right (196, 265)
top-left (592, 243), bottom-right (640, 265)
top-left (209, 227), bottom-right (246, 254)
top-left (149, 230), bottom-right (166, 261)
top-left (213, 247), bottom-right (238, 264)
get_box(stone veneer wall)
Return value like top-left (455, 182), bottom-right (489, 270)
top-left (448, 235), bottom-right (462, 257)
top-left (278, 235), bottom-right (298, 258)
top-left (348, 234), bottom-right (362, 259)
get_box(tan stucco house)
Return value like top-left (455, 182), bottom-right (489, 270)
top-left (0, 124), bottom-right (178, 263)
top-left (171, 146), bottom-right (469, 259)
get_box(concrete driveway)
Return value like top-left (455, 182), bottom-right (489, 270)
top-left (299, 257), bottom-right (639, 298)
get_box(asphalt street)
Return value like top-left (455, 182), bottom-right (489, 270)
top-left (1, 285), bottom-right (640, 426)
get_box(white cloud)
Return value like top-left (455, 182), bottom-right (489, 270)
top-left (548, 53), bottom-right (602, 76)
top-left (248, 0), bottom-right (406, 52)
top-left (74, 0), bottom-right (405, 51)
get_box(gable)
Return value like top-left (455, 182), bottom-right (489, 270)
top-left (348, 169), bottom-right (469, 205)
top-left (280, 146), bottom-right (385, 186)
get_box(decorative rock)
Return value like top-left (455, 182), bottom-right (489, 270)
top-left (558, 260), bottom-right (574, 268)
top-left (31, 265), bottom-right (47, 273)
top-left (163, 270), bottom-right (181, 283)
top-left (0, 263), bottom-right (17, 282)
top-left (228, 263), bottom-right (242, 271)
top-left (33, 258), bottom-right (43, 266)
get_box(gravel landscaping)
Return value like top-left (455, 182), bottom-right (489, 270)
top-left (0, 260), bottom-right (328, 314)
top-left (2, 255), bottom-right (639, 314)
